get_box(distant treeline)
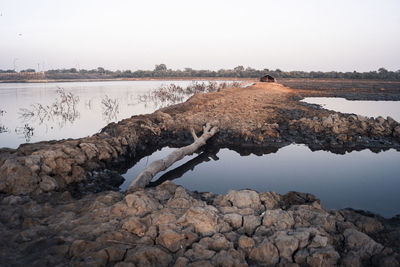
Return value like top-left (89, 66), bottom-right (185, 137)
top-left (1, 64), bottom-right (400, 80)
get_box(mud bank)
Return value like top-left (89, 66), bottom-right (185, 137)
top-left (0, 82), bottom-right (400, 266)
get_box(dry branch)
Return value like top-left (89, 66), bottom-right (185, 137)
top-left (127, 123), bottom-right (219, 191)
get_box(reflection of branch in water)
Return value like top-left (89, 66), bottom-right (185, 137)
top-left (18, 88), bottom-right (80, 128)
top-left (15, 124), bottom-right (34, 142)
top-left (101, 95), bottom-right (120, 122)
top-left (147, 148), bottom-right (220, 187)
top-left (136, 82), bottom-right (242, 108)
top-left (0, 125), bottom-right (8, 134)
top-left (0, 109), bottom-right (9, 133)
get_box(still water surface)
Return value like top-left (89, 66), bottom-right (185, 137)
top-left (0, 81), bottom-right (195, 148)
top-left (121, 144), bottom-right (400, 218)
top-left (302, 97), bottom-right (400, 121)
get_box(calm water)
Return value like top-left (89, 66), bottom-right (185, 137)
top-left (121, 144), bottom-right (400, 218)
top-left (302, 97), bottom-right (400, 122)
top-left (0, 80), bottom-right (199, 148)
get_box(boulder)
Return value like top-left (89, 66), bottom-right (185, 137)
top-left (249, 240), bottom-right (279, 266)
top-left (180, 206), bottom-right (219, 236)
top-left (124, 246), bottom-right (172, 267)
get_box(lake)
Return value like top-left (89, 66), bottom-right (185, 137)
top-left (302, 97), bottom-right (400, 122)
top-left (121, 144), bottom-right (400, 218)
top-left (0, 80), bottom-right (198, 148)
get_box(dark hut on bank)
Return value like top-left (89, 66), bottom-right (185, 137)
top-left (260, 74), bottom-right (276, 82)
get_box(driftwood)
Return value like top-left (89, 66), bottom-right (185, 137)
top-left (127, 123), bottom-right (219, 191)
top-left (148, 148), bottom-right (220, 187)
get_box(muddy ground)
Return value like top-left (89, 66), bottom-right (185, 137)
top-left (0, 82), bottom-right (400, 266)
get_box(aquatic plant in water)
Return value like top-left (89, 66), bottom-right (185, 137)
top-left (15, 124), bottom-right (34, 142)
top-left (101, 95), bottom-right (120, 122)
top-left (137, 81), bottom-right (242, 108)
top-left (18, 88), bottom-right (80, 127)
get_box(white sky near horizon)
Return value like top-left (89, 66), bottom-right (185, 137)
top-left (0, 0), bottom-right (399, 72)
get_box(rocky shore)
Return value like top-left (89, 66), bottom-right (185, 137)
top-left (1, 82), bottom-right (400, 266)
top-left (1, 183), bottom-right (400, 266)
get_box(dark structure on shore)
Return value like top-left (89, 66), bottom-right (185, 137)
top-left (260, 74), bottom-right (276, 82)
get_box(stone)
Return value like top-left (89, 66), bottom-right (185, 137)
top-left (263, 209), bottom-right (294, 230)
top-left (259, 191), bottom-right (281, 210)
top-left (156, 229), bottom-right (186, 253)
top-left (243, 215), bottom-right (261, 235)
top-left (238, 235), bottom-right (255, 254)
top-left (173, 257), bottom-right (190, 267)
top-left (223, 213), bottom-right (243, 229)
top-left (344, 228), bottom-right (383, 257)
top-left (39, 175), bottom-right (58, 192)
top-left (208, 233), bottom-right (232, 251)
top-left (249, 240), bottom-right (279, 266)
top-left (122, 217), bottom-right (147, 237)
top-left (125, 192), bottom-right (161, 217)
top-left (211, 249), bottom-right (247, 267)
top-left (309, 234), bottom-right (328, 248)
top-left (184, 243), bottom-right (216, 261)
top-left (125, 246), bottom-right (172, 267)
top-left (105, 246), bottom-right (126, 262)
top-left (224, 190), bottom-right (262, 211)
top-left (180, 206), bottom-right (219, 236)
top-left (272, 231), bottom-right (299, 262)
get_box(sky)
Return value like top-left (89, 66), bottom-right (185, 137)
top-left (0, 0), bottom-right (399, 72)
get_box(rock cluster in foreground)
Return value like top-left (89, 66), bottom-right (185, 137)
top-left (1, 181), bottom-right (399, 266)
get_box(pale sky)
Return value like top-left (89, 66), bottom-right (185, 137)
top-left (0, 0), bottom-right (399, 72)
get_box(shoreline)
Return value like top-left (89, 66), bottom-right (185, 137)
top-left (0, 77), bottom-right (256, 84)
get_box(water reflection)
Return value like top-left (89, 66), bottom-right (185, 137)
top-left (0, 109), bottom-right (8, 134)
top-left (1, 81), bottom-right (236, 148)
top-left (136, 81), bottom-right (242, 108)
top-left (101, 96), bottom-right (120, 122)
top-left (302, 97), bottom-right (400, 122)
top-left (19, 88), bottom-right (80, 127)
top-left (14, 124), bottom-right (34, 142)
top-left (121, 144), bottom-right (400, 218)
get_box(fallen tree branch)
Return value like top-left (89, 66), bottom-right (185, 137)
top-left (127, 123), bottom-right (219, 191)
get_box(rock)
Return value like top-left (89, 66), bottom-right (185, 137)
top-left (238, 235), bottom-right (255, 254)
top-left (309, 234), bottom-right (328, 248)
top-left (263, 209), bottom-right (294, 230)
top-left (307, 246), bottom-right (340, 267)
top-left (208, 233), bottom-right (232, 251)
top-left (156, 229), bottom-right (186, 253)
top-left (249, 240), bottom-right (279, 266)
top-left (272, 231), bottom-right (299, 262)
top-left (39, 175), bottom-right (58, 192)
top-left (223, 190), bottom-right (263, 211)
top-left (122, 216), bottom-right (147, 237)
top-left (259, 191), bottom-right (282, 210)
top-left (180, 206), bottom-right (219, 236)
top-left (174, 257), bottom-right (190, 267)
top-left (105, 246), bottom-right (126, 262)
top-left (211, 249), bottom-right (247, 267)
top-left (243, 215), bottom-right (261, 235)
top-left (223, 213), bottom-right (243, 229)
top-left (344, 228), bottom-right (383, 258)
top-left (124, 246), bottom-right (172, 267)
top-left (283, 191), bottom-right (320, 207)
top-left (393, 126), bottom-right (400, 138)
top-left (184, 243), bottom-right (216, 261)
top-left (125, 192), bottom-right (161, 217)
